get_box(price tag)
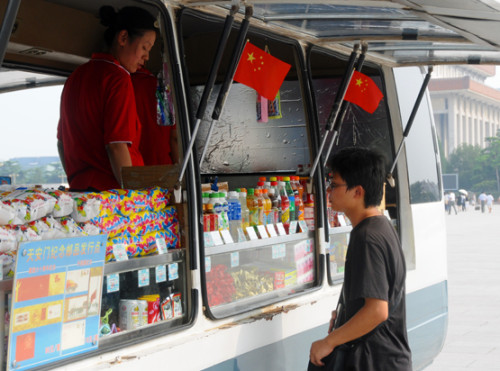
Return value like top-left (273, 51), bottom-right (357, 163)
top-left (220, 229), bottom-right (234, 244)
top-left (338, 214), bottom-right (347, 227)
top-left (298, 220), bottom-right (308, 233)
top-left (276, 223), bottom-right (287, 236)
top-left (155, 265), bottom-right (167, 283)
top-left (168, 262), bottom-right (179, 280)
top-left (211, 231), bottom-right (224, 246)
top-left (230, 252), bottom-right (239, 267)
top-left (156, 238), bottom-right (168, 254)
top-left (138, 269), bottom-right (150, 287)
top-left (107, 273), bottom-right (120, 293)
top-left (204, 232), bottom-right (215, 247)
top-left (205, 257), bottom-right (212, 273)
top-left (289, 221), bottom-right (298, 234)
top-left (113, 243), bottom-right (128, 261)
top-left (272, 244), bottom-right (286, 259)
top-left (257, 225), bottom-right (269, 239)
top-left (237, 228), bottom-right (247, 242)
top-left (246, 226), bottom-right (259, 240)
top-left (266, 224), bottom-right (278, 237)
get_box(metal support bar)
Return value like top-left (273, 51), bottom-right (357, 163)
top-left (176, 5), bottom-right (240, 186)
top-left (323, 44), bottom-right (368, 167)
top-left (0, 0), bottom-right (21, 66)
top-left (387, 66), bottom-right (433, 187)
top-left (308, 43), bottom-right (360, 182)
top-left (199, 6), bottom-right (253, 166)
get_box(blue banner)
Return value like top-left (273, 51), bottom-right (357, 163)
top-left (7, 235), bottom-right (107, 371)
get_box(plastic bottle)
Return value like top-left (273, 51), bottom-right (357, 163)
top-left (254, 188), bottom-right (265, 225)
top-left (292, 176), bottom-right (305, 221)
top-left (219, 192), bottom-right (229, 231)
top-left (209, 192), bottom-right (222, 230)
top-left (202, 192), bottom-right (210, 214)
top-left (278, 180), bottom-right (290, 232)
top-left (239, 189), bottom-right (250, 231)
top-left (247, 188), bottom-right (259, 227)
top-left (304, 193), bottom-right (315, 230)
top-left (284, 176), bottom-right (296, 223)
top-left (267, 187), bottom-right (279, 225)
top-left (256, 181), bottom-right (265, 190)
top-left (228, 191), bottom-right (242, 239)
top-left (262, 188), bottom-right (272, 225)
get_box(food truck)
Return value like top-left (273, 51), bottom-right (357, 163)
top-left (1, 0), bottom-right (500, 370)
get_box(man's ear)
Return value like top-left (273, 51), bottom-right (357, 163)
top-left (353, 185), bottom-right (365, 199)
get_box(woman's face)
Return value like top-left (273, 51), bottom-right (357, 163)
top-left (115, 29), bottom-right (156, 73)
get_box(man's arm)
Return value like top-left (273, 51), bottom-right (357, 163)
top-left (106, 142), bottom-right (132, 187)
top-left (310, 298), bottom-right (388, 366)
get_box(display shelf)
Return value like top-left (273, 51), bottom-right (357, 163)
top-left (328, 225), bottom-right (352, 235)
top-left (104, 249), bottom-right (185, 275)
top-left (205, 230), bottom-right (314, 256)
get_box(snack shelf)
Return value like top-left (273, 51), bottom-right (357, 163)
top-left (205, 230), bottom-right (314, 256)
top-left (104, 248), bottom-right (185, 275)
top-left (328, 225), bottom-right (352, 235)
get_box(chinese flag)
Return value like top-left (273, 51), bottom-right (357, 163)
top-left (233, 42), bottom-right (291, 101)
top-left (344, 71), bottom-right (384, 114)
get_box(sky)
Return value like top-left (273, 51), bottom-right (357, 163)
top-left (1, 66), bottom-right (500, 162)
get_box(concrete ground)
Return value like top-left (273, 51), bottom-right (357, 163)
top-left (424, 203), bottom-right (500, 370)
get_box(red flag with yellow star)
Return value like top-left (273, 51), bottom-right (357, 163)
top-left (344, 71), bottom-right (384, 113)
top-left (233, 42), bottom-right (291, 101)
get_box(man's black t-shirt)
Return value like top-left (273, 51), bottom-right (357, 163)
top-left (340, 215), bottom-right (412, 370)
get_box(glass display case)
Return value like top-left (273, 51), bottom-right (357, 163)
top-left (326, 226), bottom-right (351, 285)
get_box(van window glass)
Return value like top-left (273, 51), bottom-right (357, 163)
top-left (394, 67), bottom-right (441, 203)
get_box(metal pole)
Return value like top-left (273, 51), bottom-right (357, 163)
top-left (308, 44), bottom-right (360, 181)
top-left (0, 0), bottom-right (21, 66)
top-left (323, 44), bottom-right (368, 167)
top-left (176, 4), bottom-right (239, 186)
top-left (199, 6), bottom-right (253, 166)
top-left (387, 66), bottom-right (433, 187)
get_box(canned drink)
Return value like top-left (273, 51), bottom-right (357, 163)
top-left (119, 300), bottom-right (140, 331)
top-left (138, 295), bottom-right (160, 323)
top-left (138, 300), bottom-right (148, 326)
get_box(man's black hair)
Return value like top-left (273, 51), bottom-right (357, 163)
top-left (329, 146), bottom-right (386, 207)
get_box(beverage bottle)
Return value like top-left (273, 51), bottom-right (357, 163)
top-left (262, 188), bottom-right (272, 225)
top-left (247, 188), bottom-right (259, 227)
top-left (254, 188), bottom-right (264, 225)
top-left (209, 192), bottom-right (222, 230)
top-left (256, 181), bottom-right (265, 190)
top-left (267, 187), bottom-right (279, 225)
top-left (292, 176), bottom-right (305, 221)
top-left (202, 192), bottom-right (210, 214)
top-left (278, 180), bottom-right (290, 232)
top-left (304, 193), bottom-right (315, 230)
top-left (259, 176), bottom-right (267, 184)
top-left (219, 192), bottom-right (229, 231)
top-left (284, 177), bottom-right (296, 224)
top-left (270, 180), bottom-right (281, 222)
top-left (239, 189), bottom-right (250, 230)
top-left (228, 191), bottom-right (242, 240)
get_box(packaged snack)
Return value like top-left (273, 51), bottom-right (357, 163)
top-left (1, 189), bottom-right (53, 224)
top-left (0, 201), bottom-right (16, 226)
top-left (45, 189), bottom-right (73, 217)
top-left (71, 192), bottom-right (102, 223)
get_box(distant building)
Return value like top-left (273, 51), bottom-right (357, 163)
top-left (429, 65), bottom-right (500, 158)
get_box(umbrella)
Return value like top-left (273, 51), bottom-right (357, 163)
top-left (458, 189), bottom-right (468, 195)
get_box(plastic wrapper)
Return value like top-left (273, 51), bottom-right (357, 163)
top-left (0, 201), bottom-right (16, 226)
top-left (0, 252), bottom-right (16, 279)
top-left (0, 227), bottom-right (17, 253)
top-left (71, 192), bottom-right (102, 223)
top-left (1, 189), bottom-right (56, 224)
top-left (45, 189), bottom-right (74, 217)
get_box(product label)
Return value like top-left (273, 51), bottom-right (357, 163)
top-left (138, 269), bottom-right (150, 287)
top-left (155, 265), bottom-right (167, 283)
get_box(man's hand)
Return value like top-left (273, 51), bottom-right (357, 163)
top-left (328, 309), bottom-right (338, 333)
top-left (309, 338), bottom-right (334, 367)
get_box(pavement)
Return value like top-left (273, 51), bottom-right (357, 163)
top-left (423, 203), bottom-right (500, 370)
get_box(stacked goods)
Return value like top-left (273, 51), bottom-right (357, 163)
top-left (205, 264), bottom-right (236, 306)
top-left (231, 266), bottom-right (274, 300)
top-left (0, 186), bottom-right (180, 277)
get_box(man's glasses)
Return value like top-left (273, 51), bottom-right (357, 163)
top-left (328, 180), bottom-right (348, 189)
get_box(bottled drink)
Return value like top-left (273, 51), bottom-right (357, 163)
top-left (219, 192), bottom-right (229, 231)
top-left (284, 176), bottom-right (296, 223)
top-left (262, 188), bottom-right (272, 225)
top-left (254, 188), bottom-right (265, 225)
top-left (267, 187), bottom-right (279, 225)
top-left (291, 176), bottom-right (304, 221)
top-left (228, 191), bottom-right (242, 239)
top-left (304, 193), bottom-right (315, 230)
top-left (209, 192), bottom-right (222, 230)
top-left (256, 181), bottom-right (265, 190)
top-left (202, 192), bottom-right (210, 214)
top-left (278, 180), bottom-right (290, 232)
top-left (247, 188), bottom-right (259, 227)
top-left (239, 189), bottom-right (250, 231)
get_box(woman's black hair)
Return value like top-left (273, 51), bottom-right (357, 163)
top-left (99, 6), bottom-right (157, 48)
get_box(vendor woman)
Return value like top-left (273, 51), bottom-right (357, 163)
top-left (57, 6), bottom-right (157, 191)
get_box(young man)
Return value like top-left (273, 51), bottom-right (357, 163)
top-left (309, 147), bottom-right (412, 370)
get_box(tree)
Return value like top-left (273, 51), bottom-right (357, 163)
top-left (481, 129), bottom-right (500, 193)
top-left (447, 144), bottom-right (483, 191)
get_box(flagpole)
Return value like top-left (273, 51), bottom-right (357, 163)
top-left (308, 43), bottom-right (360, 184)
top-left (177, 4), bottom-right (240, 188)
top-left (199, 6), bottom-right (253, 166)
top-left (387, 66), bottom-right (433, 187)
top-left (323, 43), bottom-right (368, 168)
